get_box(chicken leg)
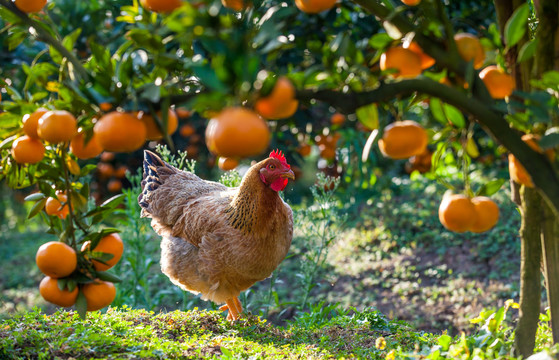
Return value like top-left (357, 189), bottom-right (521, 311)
top-left (219, 297), bottom-right (243, 321)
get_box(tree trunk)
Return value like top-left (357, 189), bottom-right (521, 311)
top-left (542, 203), bottom-right (559, 344)
top-left (515, 187), bottom-right (543, 357)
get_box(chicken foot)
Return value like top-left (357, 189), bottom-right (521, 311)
top-left (219, 297), bottom-right (243, 321)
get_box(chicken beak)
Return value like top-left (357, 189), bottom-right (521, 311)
top-left (281, 169), bottom-right (296, 180)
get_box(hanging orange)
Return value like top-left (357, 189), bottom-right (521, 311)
top-left (11, 135), bottom-right (45, 164)
top-left (93, 112), bottom-right (147, 152)
top-left (37, 111), bottom-right (78, 143)
top-left (378, 120), bottom-right (428, 159)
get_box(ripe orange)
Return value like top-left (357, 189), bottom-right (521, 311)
top-left (100, 152), bottom-right (115, 162)
top-left (319, 144), bottom-right (336, 160)
top-left (22, 108), bottom-right (48, 139)
top-left (175, 107), bottom-right (191, 118)
top-left (297, 144), bottom-right (312, 157)
top-left (39, 276), bottom-right (78, 307)
top-left (97, 163), bottom-right (115, 179)
top-left (205, 107), bottom-right (270, 158)
top-left (99, 102), bottom-right (112, 112)
top-left (94, 112), bottom-right (147, 152)
top-left (36, 241), bottom-right (77, 278)
top-left (107, 179), bottom-right (123, 193)
top-left (295, 0), bottom-right (337, 13)
top-left (14, 0), bottom-right (47, 13)
top-left (255, 77), bottom-right (299, 120)
top-left (70, 131), bottom-right (104, 159)
top-left (114, 165), bottom-right (128, 178)
top-left (438, 194), bottom-right (477, 233)
top-left (45, 193), bottom-right (69, 219)
top-left (81, 233), bottom-right (123, 271)
top-left (401, 0), bottom-right (420, 5)
top-left (11, 135), bottom-right (45, 164)
top-left (469, 196), bottom-right (499, 233)
top-left (378, 120), bottom-right (428, 159)
top-left (37, 110), bottom-right (78, 143)
top-left (454, 33), bottom-right (485, 69)
top-left (222, 0), bottom-right (248, 10)
top-left (404, 42), bottom-right (435, 69)
top-left (139, 110), bottom-right (179, 141)
top-left (479, 65), bottom-right (515, 99)
top-left (331, 113), bottom-right (345, 125)
top-left (218, 157), bottom-right (240, 170)
top-left (82, 280), bottom-right (116, 311)
top-left (508, 134), bottom-right (554, 188)
top-left (179, 124), bottom-right (196, 137)
top-left (140, 0), bottom-right (183, 12)
top-left (380, 47), bottom-right (422, 78)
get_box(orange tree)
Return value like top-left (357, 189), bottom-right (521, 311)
top-left (0, 0), bottom-right (558, 356)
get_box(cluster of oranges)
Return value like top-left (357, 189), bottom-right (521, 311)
top-left (206, 76), bottom-right (300, 171)
top-left (509, 134), bottom-right (555, 188)
top-left (439, 194), bottom-right (499, 233)
top-left (380, 32), bottom-right (515, 100)
top-left (36, 233), bottom-right (123, 311)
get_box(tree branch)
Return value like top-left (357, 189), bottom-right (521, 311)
top-left (297, 78), bottom-right (559, 217)
top-left (0, 0), bottom-right (90, 81)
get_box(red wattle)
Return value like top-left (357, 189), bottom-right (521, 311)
top-left (270, 178), bottom-right (288, 192)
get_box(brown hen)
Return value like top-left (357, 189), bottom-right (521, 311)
top-left (138, 150), bottom-right (294, 320)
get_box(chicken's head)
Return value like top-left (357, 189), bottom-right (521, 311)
top-left (259, 150), bottom-right (295, 192)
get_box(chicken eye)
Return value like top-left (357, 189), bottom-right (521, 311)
top-left (268, 164), bottom-right (276, 170)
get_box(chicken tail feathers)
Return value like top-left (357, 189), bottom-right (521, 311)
top-left (138, 150), bottom-right (171, 216)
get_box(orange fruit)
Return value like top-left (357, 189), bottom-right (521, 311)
top-left (22, 108), bottom-right (48, 139)
top-left (139, 110), bottom-right (179, 140)
top-left (140, 0), bottom-right (182, 12)
top-left (479, 65), bottom-right (515, 99)
top-left (297, 144), bottom-right (312, 157)
top-left (405, 148), bottom-right (432, 174)
top-left (469, 196), bottom-right (499, 233)
top-left (319, 144), bottom-right (336, 160)
top-left (295, 0), bottom-right (337, 13)
top-left (94, 111), bottom-right (147, 152)
top-left (401, 0), bottom-right (420, 5)
top-left (45, 193), bottom-right (69, 219)
top-left (454, 33), bottom-right (485, 69)
top-left (114, 165), bottom-right (128, 178)
top-left (218, 157), bottom-right (239, 170)
top-left (36, 241), bottom-right (77, 278)
top-left (39, 276), bottom-right (78, 307)
top-left (255, 77), bottom-right (298, 120)
top-left (222, 0), bottom-right (249, 10)
top-left (82, 280), bottom-right (116, 311)
top-left (81, 233), bottom-right (124, 271)
top-left (70, 131), bottom-right (103, 159)
top-left (508, 134), bottom-right (554, 188)
top-left (37, 111), bottom-right (78, 143)
top-left (107, 179), bottom-right (123, 193)
top-left (438, 194), bottom-right (477, 233)
top-left (380, 47), bottom-right (422, 78)
top-left (404, 42), bottom-right (435, 69)
top-left (99, 102), bottom-right (112, 112)
top-left (330, 113), bottom-right (345, 125)
top-left (179, 124), bottom-right (196, 137)
top-left (97, 163), bottom-right (115, 179)
top-left (175, 107), bottom-right (191, 118)
top-left (100, 152), bottom-right (115, 162)
top-left (205, 107), bottom-right (270, 158)
top-left (11, 135), bottom-right (45, 164)
top-left (378, 120), bottom-right (428, 159)
top-left (14, 0), bottom-right (47, 13)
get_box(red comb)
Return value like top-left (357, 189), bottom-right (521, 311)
top-left (270, 149), bottom-right (289, 167)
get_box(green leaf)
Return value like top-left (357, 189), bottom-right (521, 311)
top-left (517, 39), bottom-right (537, 63)
top-left (24, 192), bottom-right (46, 202)
top-left (355, 103), bottom-right (379, 130)
top-left (540, 128), bottom-right (559, 150)
top-left (476, 179), bottom-right (506, 197)
top-left (100, 194), bottom-right (125, 208)
top-left (76, 290), bottom-right (88, 319)
top-left (96, 271), bottom-right (122, 283)
top-left (443, 103), bottom-right (465, 128)
top-left (429, 98), bottom-right (446, 125)
top-left (504, 3), bottom-right (529, 48)
top-left (437, 334), bottom-right (452, 351)
top-left (369, 33), bottom-right (393, 49)
top-left (28, 198), bottom-right (48, 219)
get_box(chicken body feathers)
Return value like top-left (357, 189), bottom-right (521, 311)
top-left (138, 150), bottom-right (293, 304)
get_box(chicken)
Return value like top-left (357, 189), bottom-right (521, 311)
top-left (138, 150), bottom-right (295, 321)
